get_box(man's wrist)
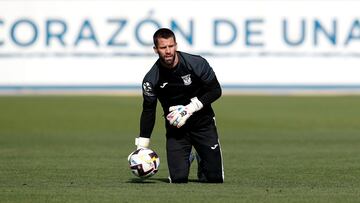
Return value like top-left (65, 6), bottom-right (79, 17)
top-left (135, 137), bottom-right (150, 149)
top-left (187, 97), bottom-right (203, 113)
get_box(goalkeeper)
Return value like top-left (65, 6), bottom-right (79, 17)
top-left (136, 28), bottom-right (223, 183)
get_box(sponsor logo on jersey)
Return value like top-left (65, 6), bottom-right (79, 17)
top-left (160, 82), bottom-right (168, 88)
top-left (211, 144), bottom-right (219, 150)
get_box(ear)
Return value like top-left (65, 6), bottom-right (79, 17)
top-left (153, 46), bottom-right (158, 54)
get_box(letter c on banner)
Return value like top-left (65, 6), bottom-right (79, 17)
top-left (0, 20), bottom-right (3, 45)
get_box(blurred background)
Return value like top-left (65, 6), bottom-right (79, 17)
top-left (1, 0), bottom-right (360, 95)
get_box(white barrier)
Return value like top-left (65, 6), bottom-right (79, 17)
top-left (1, 0), bottom-right (360, 93)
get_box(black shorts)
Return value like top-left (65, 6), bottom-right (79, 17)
top-left (165, 116), bottom-right (224, 183)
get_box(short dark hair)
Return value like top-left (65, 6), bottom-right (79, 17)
top-left (153, 28), bottom-right (176, 47)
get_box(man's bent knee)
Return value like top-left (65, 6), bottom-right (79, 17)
top-left (169, 169), bottom-right (189, 183)
top-left (169, 176), bottom-right (188, 183)
top-left (201, 172), bottom-right (224, 183)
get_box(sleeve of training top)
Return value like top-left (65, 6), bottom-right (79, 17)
top-left (192, 58), bottom-right (222, 106)
top-left (139, 80), bottom-right (157, 138)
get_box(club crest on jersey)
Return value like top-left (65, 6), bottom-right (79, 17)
top-left (143, 82), bottom-right (155, 96)
top-left (181, 74), bottom-right (192, 85)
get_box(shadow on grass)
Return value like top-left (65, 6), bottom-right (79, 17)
top-left (126, 178), bottom-right (169, 184)
top-left (127, 177), bottom-right (202, 184)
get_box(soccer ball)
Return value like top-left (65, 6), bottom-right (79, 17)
top-left (128, 148), bottom-right (160, 178)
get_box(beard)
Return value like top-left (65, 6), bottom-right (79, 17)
top-left (161, 54), bottom-right (176, 66)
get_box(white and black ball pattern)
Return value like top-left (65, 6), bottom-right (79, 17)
top-left (128, 148), bottom-right (160, 178)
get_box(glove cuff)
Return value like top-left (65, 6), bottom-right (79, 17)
top-left (187, 97), bottom-right (203, 113)
top-left (135, 137), bottom-right (150, 149)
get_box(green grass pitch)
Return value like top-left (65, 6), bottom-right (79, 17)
top-left (0, 95), bottom-right (360, 202)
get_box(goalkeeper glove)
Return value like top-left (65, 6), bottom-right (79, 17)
top-left (166, 97), bottom-right (203, 128)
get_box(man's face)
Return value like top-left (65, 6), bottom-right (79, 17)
top-left (153, 37), bottom-right (177, 68)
